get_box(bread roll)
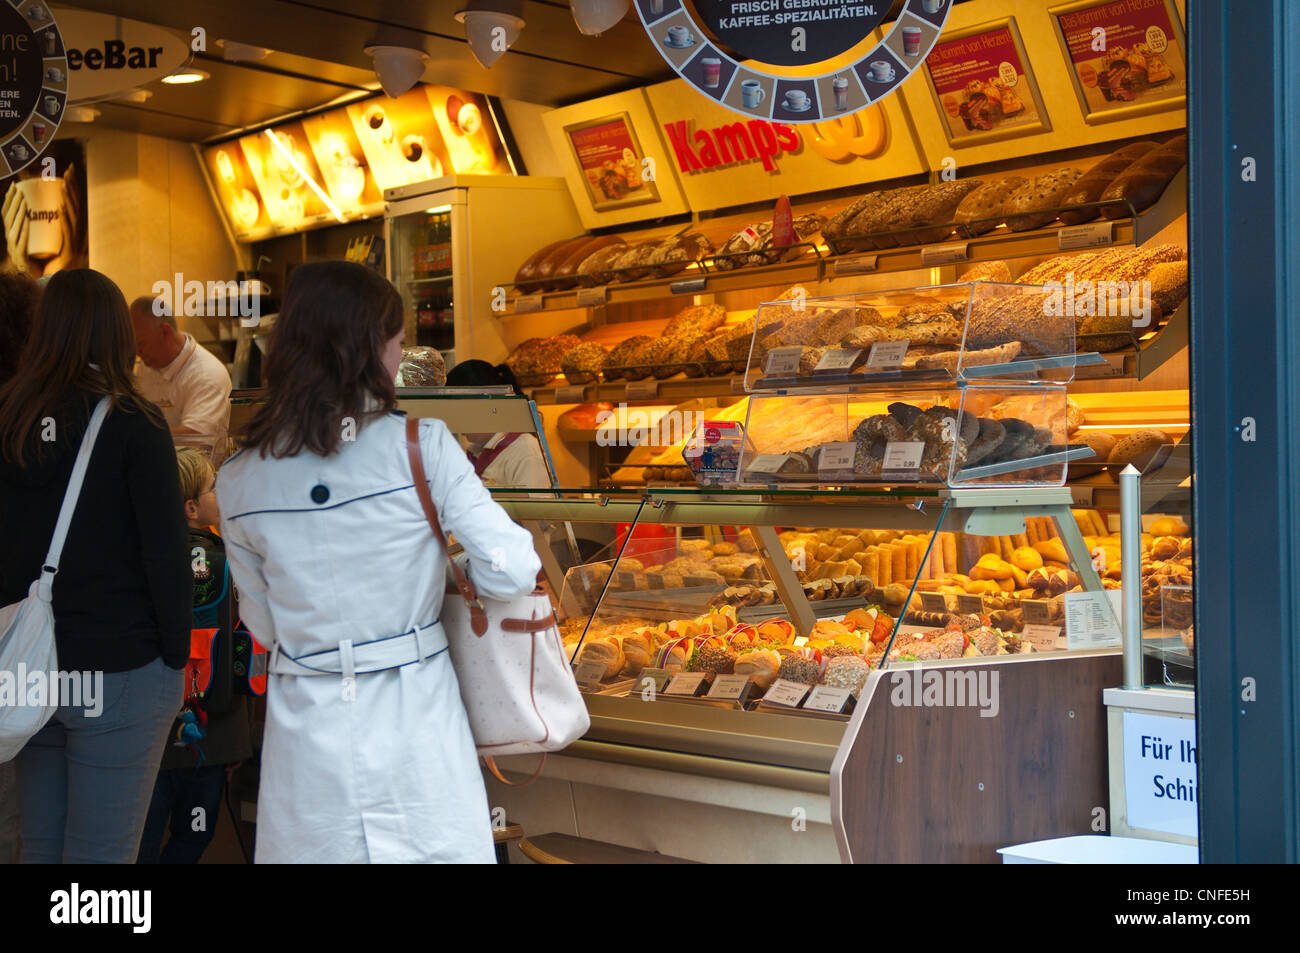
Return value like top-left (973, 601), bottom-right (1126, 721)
top-left (1058, 142), bottom-right (1158, 225)
top-left (1100, 134), bottom-right (1187, 219)
top-left (734, 650), bottom-right (781, 690)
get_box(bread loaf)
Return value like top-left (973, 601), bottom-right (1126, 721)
top-left (1099, 134), bottom-right (1187, 219)
top-left (554, 235), bottom-right (624, 289)
top-left (1058, 141), bottom-right (1158, 225)
top-left (962, 259), bottom-right (1012, 283)
top-left (648, 231), bottom-right (714, 278)
top-left (1003, 168), bottom-right (1085, 232)
top-left (823, 191), bottom-right (886, 242)
top-left (898, 179), bottom-right (984, 244)
top-left (1109, 429), bottom-right (1170, 468)
top-left (609, 239), bottom-right (664, 281)
top-left (532, 236), bottom-right (595, 289)
top-left (560, 342), bottom-right (608, 384)
top-left (515, 237), bottom-right (577, 290)
top-left (575, 242), bottom-right (630, 286)
top-left (1078, 431), bottom-right (1116, 462)
top-left (843, 186), bottom-right (926, 249)
top-left (955, 177), bottom-right (1026, 235)
top-left (604, 335), bottom-right (653, 381)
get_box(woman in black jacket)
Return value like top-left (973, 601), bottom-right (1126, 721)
top-left (0, 269), bottom-right (190, 863)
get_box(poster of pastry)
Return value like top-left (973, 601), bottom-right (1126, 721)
top-left (923, 18), bottom-right (1050, 146)
top-left (563, 113), bottom-right (659, 211)
top-left (1051, 0), bottom-right (1186, 123)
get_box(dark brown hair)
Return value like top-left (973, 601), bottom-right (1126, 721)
top-left (0, 268), bottom-right (162, 465)
top-left (240, 261), bottom-right (404, 458)
top-left (0, 270), bottom-right (40, 384)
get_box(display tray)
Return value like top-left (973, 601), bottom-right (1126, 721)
top-left (737, 445), bottom-right (1094, 488)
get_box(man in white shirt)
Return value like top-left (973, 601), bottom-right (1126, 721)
top-left (131, 296), bottom-right (232, 462)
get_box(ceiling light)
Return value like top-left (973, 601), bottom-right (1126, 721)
top-left (364, 45), bottom-right (428, 97)
top-left (161, 68), bottom-right (210, 85)
top-left (455, 7), bottom-right (525, 69)
top-left (218, 39), bottom-right (271, 62)
top-left (570, 0), bottom-right (628, 35)
top-left (263, 129), bottom-right (345, 223)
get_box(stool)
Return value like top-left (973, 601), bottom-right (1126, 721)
top-left (518, 833), bottom-right (700, 864)
top-left (493, 822), bottom-right (524, 864)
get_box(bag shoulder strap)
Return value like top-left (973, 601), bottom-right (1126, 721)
top-left (39, 396), bottom-right (110, 600)
top-left (405, 417), bottom-right (488, 636)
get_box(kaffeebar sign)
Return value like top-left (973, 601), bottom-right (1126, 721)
top-left (635, 0), bottom-right (952, 122)
top-left (0, 1), bottom-right (66, 175)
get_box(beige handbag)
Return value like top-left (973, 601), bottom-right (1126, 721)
top-left (406, 419), bottom-right (589, 782)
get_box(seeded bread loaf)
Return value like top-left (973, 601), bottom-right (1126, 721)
top-left (955, 177), bottom-right (1026, 235)
top-left (604, 335), bottom-right (653, 381)
top-left (897, 179), bottom-right (984, 244)
top-left (1003, 168), bottom-right (1084, 232)
top-left (552, 235), bottom-right (624, 290)
top-left (560, 342), bottom-right (609, 384)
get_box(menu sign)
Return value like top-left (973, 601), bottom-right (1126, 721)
top-left (1051, 0), bottom-right (1186, 122)
top-left (924, 18), bottom-right (1048, 146)
top-left (563, 112), bottom-right (659, 211)
top-left (0, 1), bottom-right (65, 175)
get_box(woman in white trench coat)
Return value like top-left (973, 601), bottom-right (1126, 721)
top-left (215, 262), bottom-right (540, 863)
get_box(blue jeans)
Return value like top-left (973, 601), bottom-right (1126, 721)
top-left (15, 656), bottom-right (184, 863)
top-left (137, 765), bottom-right (226, 864)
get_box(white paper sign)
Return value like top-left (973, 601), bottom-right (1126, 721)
top-left (1121, 710), bottom-right (1198, 838)
top-left (814, 348), bottom-right (862, 373)
top-left (803, 685), bottom-right (853, 713)
top-left (882, 440), bottom-right (925, 471)
top-left (625, 380), bottom-right (659, 400)
top-left (763, 679), bottom-right (809, 707)
top-left (555, 385), bottom-right (586, 403)
top-left (920, 241), bottom-right (969, 265)
top-left (745, 453), bottom-right (788, 475)
top-left (764, 346), bottom-right (803, 377)
top-left (817, 441), bottom-right (856, 473)
top-left (866, 340), bottom-right (910, 369)
top-left (1064, 590), bottom-right (1123, 650)
top-left (514, 293), bottom-right (544, 313)
top-left (573, 660), bottom-right (606, 689)
top-left (707, 674), bottom-right (750, 700)
top-left (1059, 221), bottom-right (1115, 250)
top-left (1021, 623), bottom-right (1064, 652)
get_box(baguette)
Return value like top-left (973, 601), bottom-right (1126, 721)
top-left (1099, 134), bottom-right (1187, 219)
top-left (1058, 141), bottom-right (1158, 225)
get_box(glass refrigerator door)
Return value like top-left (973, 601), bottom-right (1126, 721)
top-left (387, 201), bottom-right (456, 364)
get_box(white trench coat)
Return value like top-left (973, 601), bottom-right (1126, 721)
top-left (216, 413), bottom-right (540, 863)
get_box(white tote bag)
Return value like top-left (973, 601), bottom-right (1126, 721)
top-left (405, 419), bottom-right (589, 776)
top-left (0, 397), bottom-right (110, 762)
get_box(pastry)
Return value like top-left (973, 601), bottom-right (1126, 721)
top-left (1078, 431), bottom-right (1116, 463)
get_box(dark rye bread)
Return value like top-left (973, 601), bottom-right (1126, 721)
top-left (896, 179), bottom-right (984, 245)
top-left (1099, 134), bottom-right (1187, 219)
top-left (1058, 141), bottom-right (1158, 225)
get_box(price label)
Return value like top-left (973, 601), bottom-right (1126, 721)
top-left (573, 660), bottom-right (607, 690)
top-left (514, 293), bottom-right (544, 313)
top-left (762, 679), bottom-right (809, 707)
top-left (707, 674), bottom-right (752, 702)
top-left (670, 276), bottom-right (707, 294)
top-left (814, 348), bottom-right (863, 373)
top-left (555, 384), bottom-right (586, 403)
top-left (1059, 221), bottom-right (1115, 250)
top-left (920, 241), bottom-right (969, 265)
top-left (664, 672), bottom-right (709, 696)
top-left (791, 636), bottom-right (810, 648)
top-left (956, 593), bottom-right (986, 614)
top-left (576, 286), bottom-right (607, 307)
top-left (882, 440), bottom-right (925, 471)
top-left (764, 346), bottom-right (803, 377)
top-left (866, 340), bottom-right (910, 369)
top-left (1021, 623), bottom-right (1064, 652)
top-left (832, 254), bottom-right (878, 276)
top-left (803, 685), bottom-right (853, 713)
top-left (625, 380), bottom-right (659, 400)
top-left (1021, 599), bottom-right (1054, 625)
top-left (817, 441), bottom-right (856, 473)
top-left (745, 453), bottom-right (788, 475)
top-left (920, 592), bottom-right (949, 612)
top-left (637, 668), bottom-right (672, 694)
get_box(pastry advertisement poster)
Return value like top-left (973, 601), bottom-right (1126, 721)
top-left (1051, 0), bottom-right (1186, 123)
top-left (923, 18), bottom-right (1050, 146)
top-left (563, 112), bottom-right (659, 211)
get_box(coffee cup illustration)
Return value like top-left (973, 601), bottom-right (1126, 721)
top-left (401, 135), bottom-right (426, 163)
top-left (27, 3), bottom-right (48, 22)
top-left (12, 144), bottom-right (29, 161)
top-left (45, 66), bottom-right (64, 83)
top-left (869, 60), bottom-right (894, 81)
top-left (741, 80), bottom-right (766, 109)
top-left (31, 121), bottom-right (47, 144)
top-left (43, 94), bottom-right (60, 116)
top-left (666, 25), bottom-right (692, 47)
top-left (42, 30), bottom-right (56, 55)
top-left (702, 57), bottom-right (721, 89)
top-left (832, 76), bottom-right (849, 111)
top-left (922, 0), bottom-right (944, 12)
top-left (903, 26), bottom-right (922, 56)
top-left (784, 89), bottom-right (809, 110)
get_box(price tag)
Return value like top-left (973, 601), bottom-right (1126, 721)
top-left (1021, 599), bottom-right (1054, 625)
top-left (664, 672), bottom-right (709, 696)
top-left (573, 660), bottom-right (607, 690)
top-left (763, 346), bottom-right (803, 377)
top-left (514, 293), bottom-right (544, 313)
top-left (730, 376), bottom-right (749, 394)
top-left (882, 440), bottom-right (925, 471)
top-left (625, 380), bottom-right (659, 400)
top-left (792, 635), bottom-right (810, 648)
top-left (555, 384), bottom-right (586, 403)
top-left (1021, 623), bottom-right (1064, 652)
top-left (670, 276), bottom-right (707, 294)
top-left (1064, 589), bottom-right (1123, 650)
top-left (636, 668), bottom-right (672, 695)
top-left (1058, 221), bottom-right (1115, 251)
top-left (803, 685), bottom-right (853, 713)
top-left (957, 593), bottom-right (986, 614)
top-left (707, 674), bottom-right (752, 702)
top-left (817, 441), bottom-right (856, 473)
top-left (832, 254), bottom-right (878, 275)
top-left (813, 348), bottom-right (863, 373)
top-left (920, 241), bottom-right (969, 265)
top-left (865, 340), bottom-right (910, 370)
top-left (576, 286), bottom-right (607, 307)
top-left (745, 453), bottom-right (788, 475)
top-left (762, 679), bottom-right (809, 707)
top-left (920, 592), bottom-right (949, 612)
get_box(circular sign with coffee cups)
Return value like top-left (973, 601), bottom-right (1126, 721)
top-left (635, 0), bottom-right (952, 123)
top-left (0, 1), bottom-right (66, 175)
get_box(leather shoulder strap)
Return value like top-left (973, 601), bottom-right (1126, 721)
top-left (405, 417), bottom-right (488, 636)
